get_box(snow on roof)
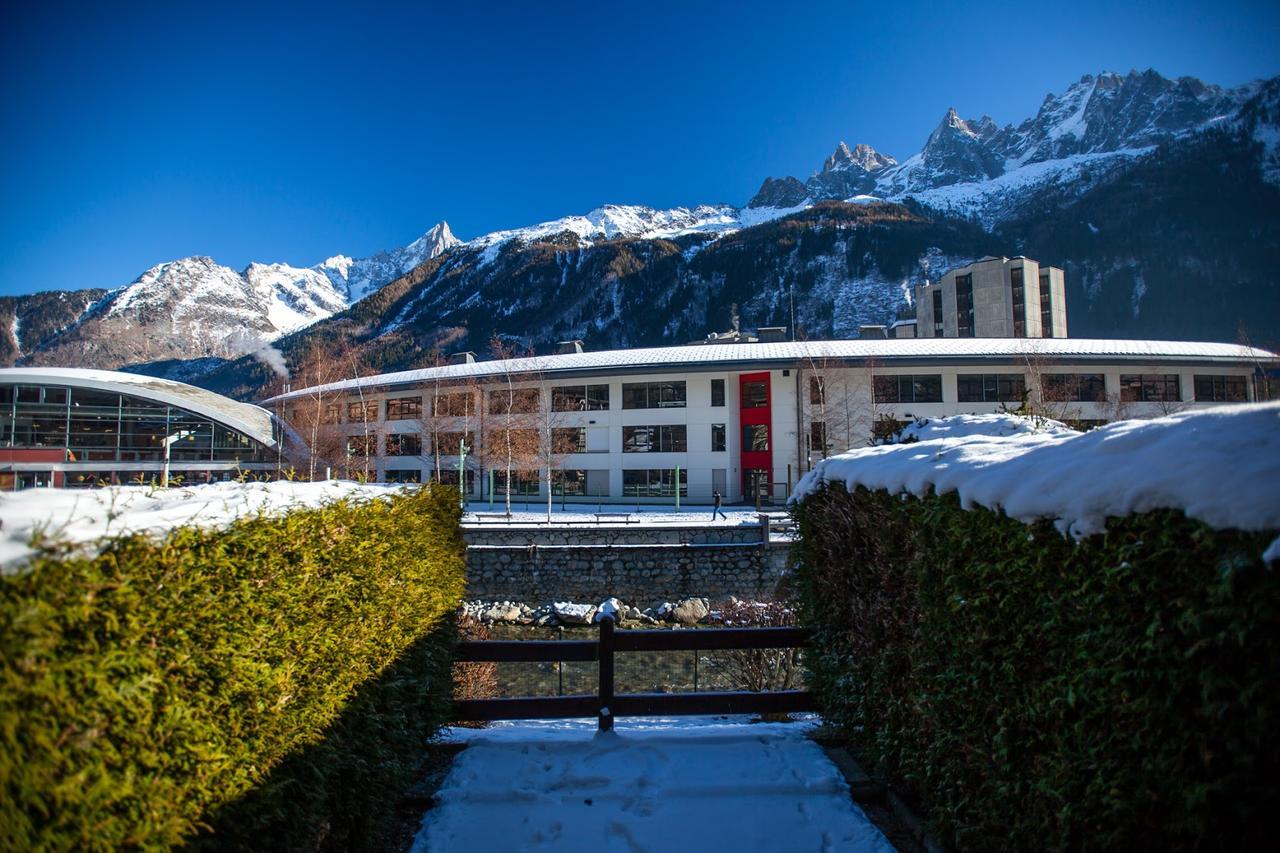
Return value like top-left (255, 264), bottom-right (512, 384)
top-left (266, 337), bottom-right (1277, 402)
top-left (0, 480), bottom-right (406, 571)
top-left (791, 404), bottom-right (1280, 559)
top-left (0, 367), bottom-right (277, 447)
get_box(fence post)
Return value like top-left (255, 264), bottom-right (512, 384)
top-left (598, 616), bottom-right (615, 732)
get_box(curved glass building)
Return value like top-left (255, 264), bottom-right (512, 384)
top-left (0, 368), bottom-right (282, 489)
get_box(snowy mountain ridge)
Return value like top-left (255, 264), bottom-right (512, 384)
top-left (19, 223), bottom-right (459, 370)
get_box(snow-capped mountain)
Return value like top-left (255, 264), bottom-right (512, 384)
top-left (750, 69), bottom-right (1266, 225)
top-left (317, 221), bottom-right (460, 302)
top-left (18, 222), bottom-right (459, 370)
top-left (13, 67), bottom-right (1279, 391)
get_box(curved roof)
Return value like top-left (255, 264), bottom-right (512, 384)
top-left (266, 338), bottom-right (1279, 402)
top-left (0, 367), bottom-right (277, 448)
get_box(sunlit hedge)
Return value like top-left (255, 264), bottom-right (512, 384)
top-left (1, 485), bottom-right (466, 850)
top-left (792, 484), bottom-right (1279, 850)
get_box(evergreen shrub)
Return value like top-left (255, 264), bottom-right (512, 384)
top-left (1, 486), bottom-right (466, 850)
top-left (791, 484), bottom-right (1280, 850)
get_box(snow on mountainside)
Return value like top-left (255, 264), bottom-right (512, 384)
top-left (317, 221), bottom-right (460, 302)
top-left (750, 68), bottom-right (1266, 226)
top-left (21, 223), bottom-right (460, 371)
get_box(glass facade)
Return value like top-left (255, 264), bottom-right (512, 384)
top-left (0, 382), bottom-right (273, 464)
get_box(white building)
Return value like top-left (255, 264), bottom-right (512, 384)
top-left (267, 337), bottom-right (1275, 505)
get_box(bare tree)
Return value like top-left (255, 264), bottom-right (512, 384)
top-left (484, 336), bottom-right (541, 515)
top-left (284, 342), bottom-right (349, 480)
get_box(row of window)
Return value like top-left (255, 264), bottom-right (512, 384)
top-left (347, 422), bottom-right (747, 457)
top-left (379, 468), bottom-right (690, 498)
top-left (316, 369), bottom-right (1251, 428)
top-left (854, 374), bottom-right (1247, 405)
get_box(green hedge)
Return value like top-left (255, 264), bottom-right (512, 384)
top-left (792, 484), bottom-right (1280, 850)
top-left (1, 485), bottom-right (467, 850)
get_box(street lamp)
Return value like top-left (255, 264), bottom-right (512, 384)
top-left (161, 430), bottom-right (193, 488)
top-left (457, 438), bottom-right (469, 511)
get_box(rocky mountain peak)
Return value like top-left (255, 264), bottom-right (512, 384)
top-left (823, 141), bottom-right (896, 173)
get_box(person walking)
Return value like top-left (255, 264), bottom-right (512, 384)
top-left (712, 489), bottom-right (728, 521)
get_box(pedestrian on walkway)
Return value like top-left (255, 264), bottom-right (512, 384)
top-left (712, 489), bottom-right (728, 521)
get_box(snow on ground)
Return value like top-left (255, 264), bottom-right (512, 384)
top-left (792, 405), bottom-right (1280, 558)
top-left (413, 717), bottom-right (891, 852)
top-left (0, 480), bottom-right (406, 571)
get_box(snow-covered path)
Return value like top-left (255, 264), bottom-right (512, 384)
top-left (412, 718), bottom-right (892, 852)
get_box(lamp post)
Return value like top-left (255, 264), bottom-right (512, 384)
top-left (457, 438), bottom-right (469, 511)
top-left (161, 430), bottom-right (194, 488)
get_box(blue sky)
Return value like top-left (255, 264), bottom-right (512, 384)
top-left (2, 0), bottom-right (1278, 296)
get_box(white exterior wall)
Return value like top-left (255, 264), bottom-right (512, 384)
top-left (326, 358), bottom-right (1261, 503)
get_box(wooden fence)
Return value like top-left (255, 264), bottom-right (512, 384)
top-left (453, 621), bottom-right (816, 731)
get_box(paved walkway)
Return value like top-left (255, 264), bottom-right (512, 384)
top-left (411, 718), bottom-right (892, 852)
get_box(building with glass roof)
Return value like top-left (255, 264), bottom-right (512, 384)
top-left (0, 368), bottom-right (283, 489)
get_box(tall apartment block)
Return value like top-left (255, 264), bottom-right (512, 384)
top-left (915, 256), bottom-right (1067, 338)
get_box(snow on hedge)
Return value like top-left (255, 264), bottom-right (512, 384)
top-left (0, 480), bottom-right (409, 571)
top-left (792, 403), bottom-right (1280, 558)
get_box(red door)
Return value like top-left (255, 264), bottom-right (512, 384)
top-left (738, 372), bottom-right (771, 498)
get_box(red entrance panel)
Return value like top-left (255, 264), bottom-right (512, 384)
top-left (738, 372), bottom-right (771, 497)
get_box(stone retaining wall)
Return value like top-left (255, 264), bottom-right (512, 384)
top-left (461, 522), bottom-right (769, 547)
top-left (465, 542), bottom-right (792, 604)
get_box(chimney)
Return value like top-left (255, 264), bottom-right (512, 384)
top-left (556, 340), bottom-right (585, 355)
top-left (449, 351), bottom-right (477, 365)
top-left (756, 326), bottom-right (787, 343)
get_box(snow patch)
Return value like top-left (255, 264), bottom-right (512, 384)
top-left (0, 480), bottom-right (408, 571)
top-left (793, 406), bottom-right (1280, 545)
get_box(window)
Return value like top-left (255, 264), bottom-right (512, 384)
top-left (552, 426), bottom-right (588, 453)
top-left (386, 396), bottom-right (422, 420)
top-left (386, 433), bottom-right (422, 456)
top-left (433, 392), bottom-right (475, 417)
top-left (711, 423), bottom-right (726, 452)
top-left (551, 384), bottom-right (610, 411)
top-left (489, 388), bottom-right (540, 415)
top-left (347, 400), bottom-right (378, 423)
top-left (743, 423), bottom-right (769, 452)
top-left (808, 421), bottom-right (827, 455)
top-left (622, 381), bottom-right (686, 409)
top-left (436, 469), bottom-right (476, 490)
top-left (1120, 374), bottom-right (1181, 402)
top-left (931, 289), bottom-right (944, 335)
top-left (322, 403), bottom-right (341, 424)
top-left (741, 380), bottom-right (768, 408)
top-left (957, 374), bottom-right (1026, 403)
top-left (346, 434), bottom-right (377, 456)
top-left (622, 425), bottom-right (687, 453)
top-left (493, 469), bottom-right (540, 496)
top-left (383, 469), bottom-right (420, 483)
top-left (1039, 274), bottom-right (1053, 338)
top-left (809, 376), bottom-right (825, 406)
top-left (1194, 375), bottom-right (1248, 402)
top-left (1043, 373), bottom-right (1106, 402)
top-left (433, 431), bottom-right (474, 455)
top-left (553, 469), bottom-right (588, 496)
top-left (710, 379), bottom-right (726, 407)
top-left (955, 274), bottom-right (974, 338)
top-left (872, 375), bottom-right (943, 404)
top-left (622, 468), bottom-right (687, 497)
top-left (1011, 267), bottom-right (1026, 337)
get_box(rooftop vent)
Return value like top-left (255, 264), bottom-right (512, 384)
top-left (756, 326), bottom-right (788, 343)
top-left (449, 351), bottom-right (477, 365)
top-left (556, 340), bottom-right (585, 355)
